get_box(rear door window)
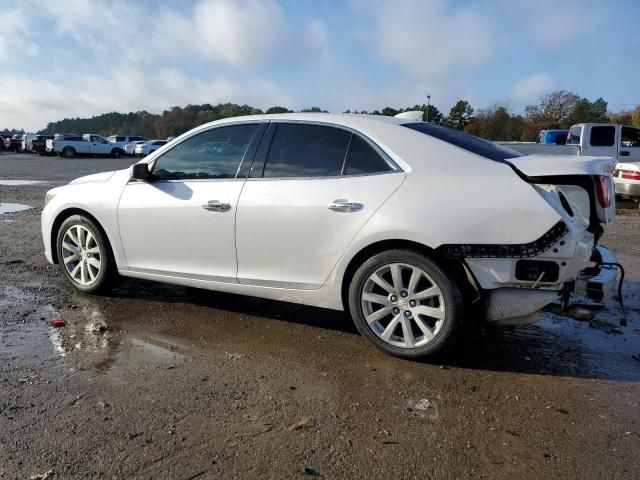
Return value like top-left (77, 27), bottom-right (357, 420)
top-left (589, 126), bottom-right (616, 147)
top-left (262, 123), bottom-right (351, 178)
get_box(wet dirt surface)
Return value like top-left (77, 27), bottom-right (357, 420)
top-left (1, 153), bottom-right (639, 479)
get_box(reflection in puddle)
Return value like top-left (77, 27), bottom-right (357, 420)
top-left (0, 203), bottom-right (31, 214)
top-left (96, 335), bottom-right (186, 379)
top-left (0, 179), bottom-right (49, 186)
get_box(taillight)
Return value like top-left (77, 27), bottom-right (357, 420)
top-left (618, 170), bottom-right (640, 181)
top-left (596, 175), bottom-right (612, 208)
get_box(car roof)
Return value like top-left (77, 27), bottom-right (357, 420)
top-left (206, 112), bottom-right (409, 129)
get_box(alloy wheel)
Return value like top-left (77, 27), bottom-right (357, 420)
top-left (361, 263), bottom-right (445, 349)
top-left (61, 225), bottom-right (102, 286)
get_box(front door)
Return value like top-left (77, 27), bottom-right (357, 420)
top-left (117, 123), bottom-right (263, 282)
top-left (236, 122), bottom-right (405, 289)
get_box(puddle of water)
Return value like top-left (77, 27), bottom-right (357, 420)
top-left (0, 203), bottom-right (32, 214)
top-left (98, 335), bottom-right (186, 379)
top-left (0, 179), bottom-right (49, 186)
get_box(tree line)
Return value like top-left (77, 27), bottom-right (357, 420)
top-left (4, 91), bottom-right (639, 141)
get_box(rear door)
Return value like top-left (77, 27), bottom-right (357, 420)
top-left (584, 125), bottom-right (618, 157)
top-left (235, 122), bottom-right (404, 289)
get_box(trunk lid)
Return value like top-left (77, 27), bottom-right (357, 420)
top-left (505, 154), bottom-right (616, 236)
top-left (505, 154), bottom-right (616, 177)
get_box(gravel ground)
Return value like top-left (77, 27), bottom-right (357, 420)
top-left (1, 153), bottom-right (639, 479)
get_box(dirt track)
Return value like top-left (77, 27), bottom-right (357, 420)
top-left (1, 153), bottom-right (639, 479)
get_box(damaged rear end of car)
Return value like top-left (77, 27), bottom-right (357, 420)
top-left (460, 154), bottom-right (618, 325)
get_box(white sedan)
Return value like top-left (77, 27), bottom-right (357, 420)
top-left (41, 113), bottom-right (617, 358)
top-left (134, 139), bottom-right (168, 156)
top-left (124, 140), bottom-right (147, 156)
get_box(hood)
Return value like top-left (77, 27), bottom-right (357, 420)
top-left (506, 155), bottom-right (616, 177)
top-left (68, 171), bottom-right (117, 185)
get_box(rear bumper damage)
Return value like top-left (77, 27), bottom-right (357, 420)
top-left (482, 245), bottom-right (618, 326)
top-left (574, 245), bottom-right (618, 303)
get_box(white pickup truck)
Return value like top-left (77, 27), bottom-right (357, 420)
top-left (46, 134), bottom-right (126, 158)
top-left (500, 123), bottom-right (640, 200)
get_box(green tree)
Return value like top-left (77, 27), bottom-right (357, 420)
top-left (300, 106), bottom-right (328, 113)
top-left (562, 97), bottom-right (608, 127)
top-left (444, 100), bottom-right (474, 130)
top-left (265, 106), bottom-right (292, 114)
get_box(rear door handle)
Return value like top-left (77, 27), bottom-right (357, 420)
top-left (202, 200), bottom-right (231, 212)
top-left (327, 200), bottom-right (364, 212)
top-left (620, 151), bottom-right (630, 157)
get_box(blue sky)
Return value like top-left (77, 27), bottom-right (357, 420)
top-left (0, 0), bottom-right (638, 130)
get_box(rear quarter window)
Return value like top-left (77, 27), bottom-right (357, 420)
top-left (403, 123), bottom-right (524, 161)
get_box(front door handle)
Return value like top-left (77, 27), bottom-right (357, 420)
top-left (327, 200), bottom-right (364, 213)
top-left (620, 151), bottom-right (630, 157)
top-left (202, 200), bottom-right (231, 212)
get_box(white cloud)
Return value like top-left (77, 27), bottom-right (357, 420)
top-left (0, 69), bottom-right (296, 131)
top-left (509, 73), bottom-right (555, 102)
top-left (517, 0), bottom-right (599, 48)
top-left (0, 10), bottom-right (40, 62)
top-left (357, 0), bottom-right (494, 80)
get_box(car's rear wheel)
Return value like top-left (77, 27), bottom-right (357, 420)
top-left (111, 148), bottom-right (123, 158)
top-left (348, 249), bottom-right (463, 359)
top-left (56, 215), bottom-right (116, 293)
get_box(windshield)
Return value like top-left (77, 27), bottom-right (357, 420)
top-left (403, 122), bottom-right (525, 162)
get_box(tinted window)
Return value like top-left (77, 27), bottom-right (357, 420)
top-left (403, 123), bottom-right (524, 161)
top-left (263, 124), bottom-right (351, 178)
top-left (621, 127), bottom-right (640, 147)
top-left (590, 126), bottom-right (615, 147)
top-left (344, 135), bottom-right (392, 175)
top-left (153, 124), bottom-right (258, 180)
top-left (567, 126), bottom-right (581, 144)
top-left (130, 136), bottom-right (146, 141)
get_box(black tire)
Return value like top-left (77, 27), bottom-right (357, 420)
top-left (62, 147), bottom-right (75, 158)
top-left (56, 215), bottom-right (117, 294)
top-left (348, 249), bottom-right (464, 359)
top-left (111, 148), bottom-right (124, 158)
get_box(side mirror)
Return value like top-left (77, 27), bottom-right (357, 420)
top-left (130, 163), bottom-right (153, 182)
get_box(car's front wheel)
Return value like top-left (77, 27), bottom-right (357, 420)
top-left (348, 249), bottom-right (463, 359)
top-left (56, 215), bottom-right (116, 293)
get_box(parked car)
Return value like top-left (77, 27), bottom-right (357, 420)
top-left (46, 134), bottom-right (125, 158)
top-left (28, 135), bottom-right (55, 155)
top-left (41, 113), bottom-right (617, 358)
top-left (501, 123), bottom-right (640, 200)
top-left (536, 129), bottom-right (568, 145)
top-left (5, 134), bottom-right (23, 152)
top-left (0, 135), bottom-right (7, 151)
top-left (124, 140), bottom-right (148, 156)
top-left (135, 140), bottom-right (168, 156)
top-left (107, 135), bottom-right (148, 149)
top-left (21, 133), bottom-right (37, 152)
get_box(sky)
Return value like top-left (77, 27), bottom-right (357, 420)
top-left (0, 0), bottom-right (638, 131)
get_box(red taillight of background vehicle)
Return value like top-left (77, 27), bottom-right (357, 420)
top-left (596, 175), bottom-right (612, 208)
top-left (619, 170), bottom-right (640, 181)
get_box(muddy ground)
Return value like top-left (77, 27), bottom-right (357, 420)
top-left (1, 153), bottom-right (639, 479)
